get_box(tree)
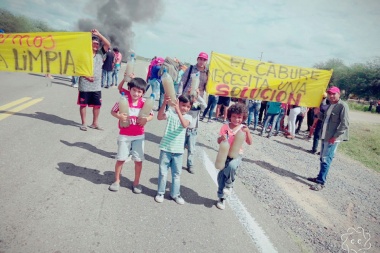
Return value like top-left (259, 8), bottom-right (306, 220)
top-left (0, 8), bottom-right (55, 33)
top-left (313, 58), bottom-right (380, 100)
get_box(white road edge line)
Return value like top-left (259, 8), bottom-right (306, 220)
top-left (201, 150), bottom-right (278, 253)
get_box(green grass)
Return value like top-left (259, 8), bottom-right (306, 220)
top-left (347, 101), bottom-right (377, 113)
top-left (339, 122), bottom-right (380, 172)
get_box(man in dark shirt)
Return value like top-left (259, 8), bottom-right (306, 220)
top-left (102, 49), bottom-right (114, 88)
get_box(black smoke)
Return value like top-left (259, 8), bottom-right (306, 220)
top-left (77, 0), bottom-right (164, 60)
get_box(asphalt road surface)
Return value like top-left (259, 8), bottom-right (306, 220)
top-left (0, 61), bottom-right (299, 253)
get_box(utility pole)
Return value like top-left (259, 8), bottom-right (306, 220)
top-left (259, 52), bottom-right (263, 61)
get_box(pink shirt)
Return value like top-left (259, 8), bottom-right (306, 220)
top-left (114, 52), bottom-right (122, 64)
top-left (219, 123), bottom-right (244, 154)
top-left (111, 89), bottom-right (153, 136)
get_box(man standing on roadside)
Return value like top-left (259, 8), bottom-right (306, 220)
top-left (307, 86), bottom-right (349, 191)
top-left (177, 52), bottom-right (209, 98)
top-left (77, 29), bottom-right (111, 131)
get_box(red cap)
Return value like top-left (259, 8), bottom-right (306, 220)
top-left (327, 86), bottom-right (340, 94)
top-left (198, 52), bottom-right (208, 60)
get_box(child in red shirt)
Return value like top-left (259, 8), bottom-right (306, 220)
top-left (109, 77), bottom-right (153, 194)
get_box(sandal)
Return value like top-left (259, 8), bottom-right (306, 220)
top-left (310, 183), bottom-right (325, 191)
top-left (88, 125), bottom-right (104, 130)
top-left (80, 125), bottom-right (87, 131)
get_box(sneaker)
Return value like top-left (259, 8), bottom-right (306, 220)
top-left (207, 119), bottom-right (213, 123)
top-left (216, 198), bottom-right (226, 210)
top-left (310, 183), bottom-right (325, 191)
top-left (200, 116), bottom-right (204, 121)
top-left (222, 187), bottom-right (232, 196)
top-left (109, 182), bottom-right (120, 192)
top-left (132, 184), bottom-right (142, 194)
top-left (222, 120), bottom-right (228, 124)
top-left (307, 177), bottom-right (318, 183)
top-left (188, 167), bottom-right (195, 174)
top-left (172, 195), bottom-right (185, 205)
top-left (72, 84), bottom-right (78, 88)
top-left (155, 194), bottom-right (164, 203)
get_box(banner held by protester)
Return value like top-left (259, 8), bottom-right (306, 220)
top-left (206, 51), bottom-right (333, 107)
top-left (0, 32), bottom-right (93, 76)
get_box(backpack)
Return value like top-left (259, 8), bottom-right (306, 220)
top-left (182, 65), bottom-right (209, 94)
top-left (146, 57), bottom-right (164, 81)
top-left (158, 57), bottom-right (180, 82)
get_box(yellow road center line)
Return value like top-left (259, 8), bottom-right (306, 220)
top-left (0, 97), bottom-right (33, 111)
top-left (0, 98), bottom-right (44, 121)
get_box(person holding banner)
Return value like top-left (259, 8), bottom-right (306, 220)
top-left (215, 96), bottom-right (231, 123)
top-left (286, 105), bottom-right (301, 139)
top-left (260, 101), bottom-right (281, 138)
top-left (246, 99), bottom-right (262, 131)
top-left (307, 86), bottom-right (349, 191)
top-left (77, 29), bottom-right (111, 131)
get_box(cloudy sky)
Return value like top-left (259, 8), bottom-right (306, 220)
top-left (1, 0), bottom-right (379, 68)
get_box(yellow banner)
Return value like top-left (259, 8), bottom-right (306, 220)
top-left (206, 52), bottom-right (333, 107)
top-left (0, 32), bottom-right (93, 76)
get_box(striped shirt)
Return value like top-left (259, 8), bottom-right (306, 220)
top-left (159, 109), bottom-right (192, 154)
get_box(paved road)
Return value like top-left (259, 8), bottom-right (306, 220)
top-left (0, 62), bottom-right (301, 253)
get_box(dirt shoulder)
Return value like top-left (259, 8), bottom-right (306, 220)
top-left (349, 110), bottom-right (380, 124)
top-left (196, 113), bottom-right (380, 252)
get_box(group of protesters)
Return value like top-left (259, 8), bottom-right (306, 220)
top-left (72, 29), bottom-right (349, 210)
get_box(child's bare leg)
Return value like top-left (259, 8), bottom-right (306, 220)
top-left (215, 105), bottom-right (221, 119)
top-left (109, 160), bottom-right (124, 191)
top-left (114, 160), bottom-right (124, 183)
top-left (79, 106), bottom-right (86, 125)
top-left (223, 106), bottom-right (228, 121)
top-left (133, 161), bottom-right (142, 186)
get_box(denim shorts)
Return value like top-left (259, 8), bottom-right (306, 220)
top-left (116, 136), bottom-right (145, 162)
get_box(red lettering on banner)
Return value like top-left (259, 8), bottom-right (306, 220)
top-left (43, 35), bottom-right (56, 50)
top-left (213, 84), bottom-right (302, 105)
top-left (276, 91), bottom-right (287, 102)
top-left (12, 35), bottom-right (33, 47)
top-left (260, 88), bottom-right (272, 100)
top-left (0, 34), bottom-right (11, 44)
top-left (215, 84), bottom-right (230, 96)
top-left (34, 36), bottom-right (43, 48)
top-left (287, 93), bottom-right (302, 106)
top-left (2, 34), bottom-right (57, 50)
